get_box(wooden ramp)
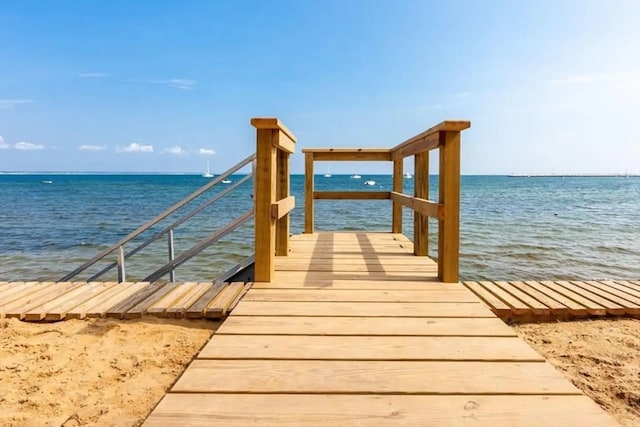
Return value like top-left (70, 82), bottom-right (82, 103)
top-left (145, 232), bottom-right (618, 426)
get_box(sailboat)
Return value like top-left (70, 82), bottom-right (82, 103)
top-left (202, 161), bottom-right (213, 178)
top-left (404, 172), bottom-right (412, 179)
top-left (350, 171), bottom-right (361, 179)
top-left (324, 167), bottom-right (332, 178)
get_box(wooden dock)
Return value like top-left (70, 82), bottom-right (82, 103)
top-left (144, 232), bottom-right (619, 426)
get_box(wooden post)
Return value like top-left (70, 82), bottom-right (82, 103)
top-left (392, 159), bottom-right (403, 233)
top-left (414, 151), bottom-right (429, 256)
top-left (438, 131), bottom-right (461, 282)
top-left (304, 153), bottom-right (314, 233)
top-left (276, 147), bottom-right (290, 255)
top-left (254, 128), bottom-right (277, 282)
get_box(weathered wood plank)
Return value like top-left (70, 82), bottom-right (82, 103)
top-left (145, 394), bottom-right (617, 427)
top-left (463, 281), bottom-right (513, 318)
top-left (105, 282), bottom-right (164, 319)
top-left (2, 282), bottom-right (83, 319)
top-left (172, 359), bottom-right (580, 394)
top-left (510, 281), bottom-right (569, 312)
top-left (541, 281), bottom-right (607, 316)
top-left (199, 335), bottom-right (544, 361)
top-left (524, 280), bottom-right (590, 316)
top-left (216, 316), bottom-right (516, 336)
top-left (206, 282), bottom-right (245, 318)
top-left (231, 301), bottom-right (493, 318)
top-left (613, 280), bottom-right (640, 298)
top-left (252, 280), bottom-right (459, 290)
top-left (476, 281), bottom-right (529, 315)
top-left (33, 282), bottom-right (118, 321)
top-left (242, 289), bottom-right (478, 303)
top-left (85, 283), bottom-right (149, 318)
top-left (147, 282), bottom-right (199, 317)
top-left (565, 281), bottom-right (626, 315)
top-left (122, 283), bottom-right (180, 319)
top-left (165, 283), bottom-right (213, 319)
top-left (185, 282), bottom-right (226, 319)
top-left (493, 281), bottom-right (550, 315)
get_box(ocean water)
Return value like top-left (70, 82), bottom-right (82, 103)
top-left (0, 174), bottom-right (638, 282)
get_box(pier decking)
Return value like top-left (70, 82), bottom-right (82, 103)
top-left (144, 232), bottom-right (618, 426)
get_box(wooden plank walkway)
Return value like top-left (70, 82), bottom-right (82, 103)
top-left (0, 281), bottom-right (247, 320)
top-left (465, 280), bottom-right (640, 321)
top-left (145, 232), bottom-right (619, 426)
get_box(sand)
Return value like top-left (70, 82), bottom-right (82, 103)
top-left (1, 317), bottom-right (639, 426)
top-left (515, 318), bottom-right (640, 427)
top-left (0, 317), bottom-right (218, 427)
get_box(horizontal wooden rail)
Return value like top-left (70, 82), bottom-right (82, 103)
top-left (390, 191), bottom-right (443, 219)
top-left (390, 120), bottom-right (470, 160)
top-left (271, 196), bottom-right (295, 220)
top-left (302, 148), bottom-right (391, 161)
top-left (314, 191), bottom-right (391, 200)
top-left (251, 118), bottom-right (296, 153)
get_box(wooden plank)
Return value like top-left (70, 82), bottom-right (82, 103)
top-left (524, 280), bottom-right (590, 316)
top-left (275, 128), bottom-right (295, 154)
top-left (105, 282), bottom-right (165, 319)
top-left (0, 282), bottom-right (50, 305)
top-left (165, 283), bottom-right (213, 319)
top-left (475, 281), bottom-right (529, 315)
top-left (274, 263), bottom-right (438, 273)
top-left (572, 281), bottom-right (639, 315)
top-left (605, 280), bottom-right (640, 299)
top-left (391, 158), bottom-right (403, 233)
top-left (216, 316), bottom-right (517, 336)
top-left (206, 282), bottom-right (245, 318)
top-left (509, 281), bottom-right (570, 313)
top-left (199, 335), bottom-right (544, 361)
top-left (172, 359), bottom-right (579, 394)
top-left (391, 120), bottom-right (471, 160)
top-left (231, 301), bottom-right (494, 318)
top-left (242, 289), bottom-right (479, 303)
top-left (275, 149), bottom-right (290, 256)
top-left (254, 126), bottom-right (277, 281)
top-left (85, 282), bottom-right (149, 318)
top-left (391, 192), bottom-right (441, 219)
top-left (272, 271), bottom-right (440, 282)
top-left (147, 282), bottom-right (200, 317)
top-left (614, 280), bottom-right (640, 297)
top-left (25, 282), bottom-right (115, 321)
top-left (302, 149), bottom-right (391, 161)
top-left (65, 282), bottom-right (134, 320)
top-left (185, 282), bottom-right (226, 319)
top-left (123, 282), bottom-right (180, 319)
top-left (253, 280), bottom-right (459, 290)
top-left (540, 281), bottom-right (607, 316)
top-left (564, 281), bottom-right (625, 315)
top-left (1, 282), bottom-right (76, 318)
top-left (438, 131), bottom-right (460, 283)
top-left (493, 281), bottom-right (550, 315)
top-left (146, 394), bottom-right (617, 427)
top-left (463, 281), bottom-right (513, 318)
top-left (314, 191), bottom-right (390, 200)
top-left (276, 258), bottom-right (440, 267)
top-left (304, 152), bottom-right (313, 233)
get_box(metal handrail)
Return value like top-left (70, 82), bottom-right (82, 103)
top-left (59, 153), bottom-right (256, 282)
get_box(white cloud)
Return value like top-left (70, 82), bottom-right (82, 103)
top-left (0, 99), bottom-right (33, 110)
top-left (165, 145), bottom-right (186, 155)
top-left (79, 144), bottom-right (107, 151)
top-left (118, 142), bottom-right (154, 153)
top-left (79, 72), bottom-right (107, 78)
top-left (550, 75), bottom-right (593, 85)
top-left (0, 136), bottom-right (9, 149)
top-left (131, 78), bottom-right (196, 90)
top-left (198, 148), bottom-right (216, 155)
top-left (14, 141), bottom-right (44, 151)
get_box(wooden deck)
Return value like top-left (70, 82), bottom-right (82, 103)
top-left (0, 281), bottom-right (247, 320)
top-left (145, 232), bottom-right (619, 426)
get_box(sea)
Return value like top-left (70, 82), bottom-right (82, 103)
top-left (1, 173), bottom-right (638, 282)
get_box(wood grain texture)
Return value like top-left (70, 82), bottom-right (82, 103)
top-left (145, 394), bottom-right (617, 427)
top-left (242, 289), bottom-right (478, 303)
top-left (172, 359), bottom-right (579, 394)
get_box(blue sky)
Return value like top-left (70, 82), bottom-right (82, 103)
top-left (1, 0), bottom-right (638, 174)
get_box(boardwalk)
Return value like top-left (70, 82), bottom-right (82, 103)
top-left (145, 232), bottom-right (618, 426)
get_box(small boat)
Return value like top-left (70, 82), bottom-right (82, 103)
top-left (41, 180), bottom-right (53, 184)
top-left (404, 173), bottom-right (412, 179)
top-left (350, 173), bottom-right (361, 179)
top-left (222, 179), bottom-right (231, 184)
top-left (324, 167), bottom-right (331, 178)
top-left (202, 161), bottom-right (213, 178)
top-left (364, 180), bottom-right (376, 186)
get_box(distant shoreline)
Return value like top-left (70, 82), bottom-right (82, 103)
top-left (1, 172), bottom-right (639, 177)
top-left (507, 173), bottom-right (639, 178)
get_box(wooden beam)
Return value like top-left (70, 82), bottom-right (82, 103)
top-left (414, 151), bottom-right (429, 256)
top-left (253, 128), bottom-right (277, 282)
top-left (275, 129), bottom-right (295, 154)
top-left (438, 131), bottom-right (461, 282)
top-left (271, 195), bottom-right (295, 220)
top-left (392, 159), bottom-right (403, 233)
top-left (250, 118), bottom-right (297, 143)
top-left (304, 153), bottom-right (314, 233)
top-left (391, 131), bottom-right (440, 160)
top-left (275, 149), bottom-right (290, 256)
top-left (390, 192), bottom-right (441, 219)
top-left (302, 148), bottom-right (391, 161)
top-left (314, 191), bottom-right (391, 200)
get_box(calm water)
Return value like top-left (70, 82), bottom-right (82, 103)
top-left (1, 174), bottom-right (638, 281)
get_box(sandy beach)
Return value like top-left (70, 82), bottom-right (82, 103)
top-left (1, 317), bottom-right (638, 426)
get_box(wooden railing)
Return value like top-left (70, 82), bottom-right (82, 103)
top-left (251, 118), bottom-right (296, 282)
top-left (302, 120), bottom-right (470, 283)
